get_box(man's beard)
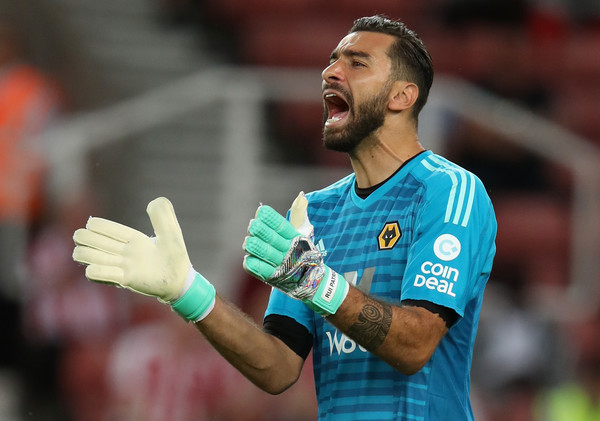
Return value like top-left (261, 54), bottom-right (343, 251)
top-left (322, 81), bottom-right (391, 153)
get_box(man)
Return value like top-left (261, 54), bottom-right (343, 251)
top-left (73, 15), bottom-right (496, 420)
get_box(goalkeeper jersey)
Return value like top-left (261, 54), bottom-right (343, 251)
top-left (265, 150), bottom-right (497, 421)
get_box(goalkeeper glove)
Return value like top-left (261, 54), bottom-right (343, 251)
top-left (243, 192), bottom-right (349, 316)
top-left (72, 197), bottom-right (216, 322)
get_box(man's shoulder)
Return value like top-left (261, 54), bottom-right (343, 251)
top-left (413, 152), bottom-right (488, 198)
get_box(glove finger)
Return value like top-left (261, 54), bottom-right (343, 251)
top-left (85, 264), bottom-right (125, 285)
top-left (73, 228), bottom-right (126, 255)
top-left (255, 206), bottom-right (299, 240)
top-left (146, 197), bottom-right (184, 241)
top-left (73, 245), bottom-right (123, 267)
top-left (243, 236), bottom-right (286, 267)
top-left (243, 255), bottom-right (277, 281)
top-left (86, 217), bottom-right (146, 243)
top-left (247, 218), bottom-right (293, 253)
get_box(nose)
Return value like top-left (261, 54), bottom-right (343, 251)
top-left (321, 60), bottom-right (344, 83)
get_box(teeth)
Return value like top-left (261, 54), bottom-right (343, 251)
top-left (326, 116), bottom-right (341, 124)
top-left (325, 93), bottom-right (337, 98)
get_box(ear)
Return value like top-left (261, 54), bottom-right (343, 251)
top-left (388, 81), bottom-right (419, 112)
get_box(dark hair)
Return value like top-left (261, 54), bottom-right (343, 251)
top-left (350, 15), bottom-right (434, 120)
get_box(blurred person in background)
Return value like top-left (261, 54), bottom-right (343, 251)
top-left (0, 18), bottom-right (65, 418)
top-left (0, 20), bottom-right (63, 300)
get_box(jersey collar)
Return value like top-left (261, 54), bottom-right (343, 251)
top-left (351, 150), bottom-right (431, 208)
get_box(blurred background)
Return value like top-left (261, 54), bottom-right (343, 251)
top-left (0, 0), bottom-right (599, 419)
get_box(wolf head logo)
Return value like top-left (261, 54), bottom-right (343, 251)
top-left (377, 222), bottom-right (401, 250)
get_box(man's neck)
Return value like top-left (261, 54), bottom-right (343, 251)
top-left (350, 132), bottom-right (424, 189)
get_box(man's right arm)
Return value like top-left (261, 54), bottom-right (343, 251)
top-left (72, 196), bottom-right (304, 395)
top-left (194, 296), bottom-right (305, 394)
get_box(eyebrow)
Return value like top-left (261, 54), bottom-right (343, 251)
top-left (329, 49), bottom-right (372, 62)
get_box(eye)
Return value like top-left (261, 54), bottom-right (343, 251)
top-left (352, 60), bottom-right (366, 68)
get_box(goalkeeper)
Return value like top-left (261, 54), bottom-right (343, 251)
top-left (73, 15), bottom-right (496, 421)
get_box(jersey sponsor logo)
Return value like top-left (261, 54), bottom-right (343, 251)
top-left (377, 221), bottom-right (401, 250)
top-left (413, 261), bottom-right (459, 297)
top-left (325, 330), bottom-right (368, 355)
top-left (433, 234), bottom-right (461, 261)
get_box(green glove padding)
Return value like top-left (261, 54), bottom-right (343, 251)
top-left (243, 192), bottom-right (348, 316)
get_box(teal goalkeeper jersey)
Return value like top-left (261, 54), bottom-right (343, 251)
top-left (265, 150), bottom-right (497, 421)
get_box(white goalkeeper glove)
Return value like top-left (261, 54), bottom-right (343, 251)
top-left (72, 197), bottom-right (216, 322)
top-left (243, 192), bottom-right (349, 316)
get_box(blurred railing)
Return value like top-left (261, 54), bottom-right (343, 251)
top-left (39, 67), bottom-right (600, 311)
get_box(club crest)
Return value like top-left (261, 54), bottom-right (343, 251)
top-left (377, 221), bottom-right (401, 250)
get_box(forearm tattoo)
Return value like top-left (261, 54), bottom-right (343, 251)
top-left (347, 297), bottom-right (393, 351)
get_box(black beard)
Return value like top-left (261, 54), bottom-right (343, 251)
top-left (322, 83), bottom-right (390, 153)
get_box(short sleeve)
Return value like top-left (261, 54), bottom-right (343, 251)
top-left (264, 288), bottom-right (316, 336)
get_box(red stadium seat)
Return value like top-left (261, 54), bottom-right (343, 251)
top-left (238, 17), bottom-right (347, 67)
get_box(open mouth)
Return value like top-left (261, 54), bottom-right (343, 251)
top-left (323, 90), bottom-right (350, 127)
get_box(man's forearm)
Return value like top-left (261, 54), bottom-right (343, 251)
top-left (326, 286), bottom-right (448, 375)
top-left (194, 295), bottom-right (304, 394)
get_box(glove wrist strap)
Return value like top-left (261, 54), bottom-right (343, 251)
top-left (305, 267), bottom-right (349, 316)
top-left (171, 270), bottom-right (216, 322)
